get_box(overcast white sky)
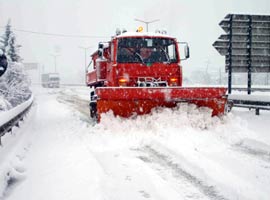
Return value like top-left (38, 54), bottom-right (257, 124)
top-left (0, 0), bottom-right (269, 83)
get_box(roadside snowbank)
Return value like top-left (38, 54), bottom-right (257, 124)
top-left (0, 104), bottom-right (35, 199)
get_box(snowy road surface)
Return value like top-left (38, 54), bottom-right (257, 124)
top-left (1, 86), bottom-right (270, 200)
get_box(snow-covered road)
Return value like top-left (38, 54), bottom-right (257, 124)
top-left (1, 86), bottom-right (270, 200)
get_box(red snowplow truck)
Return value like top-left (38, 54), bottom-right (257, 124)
top-left (86, 30), bottom-right (227, 121)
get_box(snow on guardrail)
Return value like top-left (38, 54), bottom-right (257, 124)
top-left (0, 95), bottom-right (34, 127)
top-left (228, 94), bottom-right (270, 102)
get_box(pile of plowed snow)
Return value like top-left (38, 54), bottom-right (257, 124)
top-left (98, 103), bottom-right (219, 131)
top-left (89, 103), bottom-right (254, 150)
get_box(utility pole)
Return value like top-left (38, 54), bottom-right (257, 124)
top-left (219, 66), bottom-right (222, 85)
top-left (204, 59), bottom-right (211, 84)
top-left (134, 18), bottom-right (160, 32)
top-left (50, 54), bottom-right (60, 73)
top-left (79, 46), bottom-right (93, 83)
top-left (205, 59), bottom-right (211, 73)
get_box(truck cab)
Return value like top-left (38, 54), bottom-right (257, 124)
top-left (86, 32), bottom-right (189, 88)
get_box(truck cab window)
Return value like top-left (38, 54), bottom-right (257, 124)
top-left (117, 38), bottom-right (178, 64)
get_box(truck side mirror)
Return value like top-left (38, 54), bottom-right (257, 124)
top-left (98, 43), bottom-right (104, 49)
top-left (185, 45), bottom-right (190, 59)
top-left (0, 65), bottom-right (7, 77)
top-left (178, 42), bottom-right (190, 61)
top-left (98, 49), bottom-right (103, 57)
top-left (98, 43), bottom-right (104, 57)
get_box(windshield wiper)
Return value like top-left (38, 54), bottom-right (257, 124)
top-left (123, 47), bottom-right (145, 64)
top-left (159, 47), bottom-right (171, 63)
top-left (134, 52), bottom-right (145, 64)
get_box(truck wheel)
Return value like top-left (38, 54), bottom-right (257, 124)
top-left (226, 100), bottom-right (234, 112)
top-left (89, 102), bottom-right (97, 119)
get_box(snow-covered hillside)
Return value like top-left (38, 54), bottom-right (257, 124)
top-left (0, 86), bottom-right (270, 200)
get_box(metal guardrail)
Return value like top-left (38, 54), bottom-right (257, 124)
top-left (228, 87), bottom-right (270, 115)
top-left (232, 87), bottom-right (270, 92)
top-left (228, 98), bottom-right (270, 115)
top-left (232, 104), bottom-right (270, 115)
top-left (0, 97), bottom-right (33, 145)
top-left (31, 83), bottom-right (86, 87)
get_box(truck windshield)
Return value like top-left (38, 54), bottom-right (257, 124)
top-left (117, 38), bottom-right (178, 64)
top-left (50, 77), bottom-right (59, 81)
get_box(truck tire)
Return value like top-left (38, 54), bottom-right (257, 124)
top-left (89, 102), bottom-right (97, 119)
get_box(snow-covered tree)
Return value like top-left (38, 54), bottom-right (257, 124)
top-left (7, 34), bottom-right (21, 62)
top-left (0, 63), bottom-right (31, 108)
top-left (0, 19), bottom-right (12, 54)
top-left (0, 20), bottom-right (31, 110)
top-left (0, 19), bottom-right (21, 62)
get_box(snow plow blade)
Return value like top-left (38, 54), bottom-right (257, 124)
top-left (96, 87), bottom-right (227, 120)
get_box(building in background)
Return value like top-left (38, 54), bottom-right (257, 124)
top-left (23, 62), bottom-right (40, 85)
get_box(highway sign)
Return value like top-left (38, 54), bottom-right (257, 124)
top-left (213, 14), bottom-right (270, 73)
top-left (213, 14), bottom-right (270, 94)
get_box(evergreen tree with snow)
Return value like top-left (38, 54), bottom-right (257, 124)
top-left (0, 19), bottom-right (21, 62)
top-left (7, 34), bottom-right (21, 62)
top-left (0, 19), bottom-right (31, 110)
top-left (0, 62), bottom-right (31, 107)
top-left (0, 19), bottom-right (12, 54)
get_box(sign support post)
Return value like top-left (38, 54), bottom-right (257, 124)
top-left (213, 14), bottom-right (270, 95)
